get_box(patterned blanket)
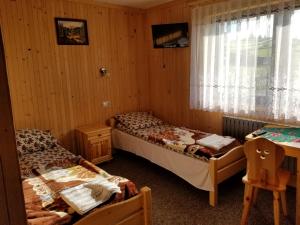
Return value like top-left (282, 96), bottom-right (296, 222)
top-left (19, 147), bottom-right (138, 225)
top-left (117, 124), bottom-right (239, 161)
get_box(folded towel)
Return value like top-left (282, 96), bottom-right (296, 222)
top-left (196, 134), bottom-right (235, 151)
top-left (60, 178), bottom-right (121, 215)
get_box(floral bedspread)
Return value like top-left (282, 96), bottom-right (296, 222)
top-left (19, 146), bottom-right (138, 225)
top-left (116, 124), bottom-right (239, 161)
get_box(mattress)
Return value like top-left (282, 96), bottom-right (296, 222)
top-left (112, 128), bottom-right (213, 191)
top-left (116, 123), bottom-right (238, 160)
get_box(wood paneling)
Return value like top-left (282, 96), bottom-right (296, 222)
top-left (0, 0), bottom-right (223, 154)
top-left (0, 0), bottom-right (149, 152)
top-left (0, 28), bottom-right (27, 225)
top-left (145, 0), bottom-right (223, 134)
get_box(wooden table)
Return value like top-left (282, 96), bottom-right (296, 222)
top-left (246, 132), bottom-right (300, 225)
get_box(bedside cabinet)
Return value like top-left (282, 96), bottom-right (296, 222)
top-left (75, 124), bottom-right (112, 164)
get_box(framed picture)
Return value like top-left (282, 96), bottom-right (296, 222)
top-left (152, 23), bottom-right (189, 48)
top-left (55, 18), bottom-right (89, 45)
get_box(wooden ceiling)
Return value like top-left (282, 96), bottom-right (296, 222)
top-left (95, 0), bottom-right (174, 8)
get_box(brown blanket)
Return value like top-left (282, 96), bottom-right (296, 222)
top-left (23, 157), bottom-right (138, 225)
top-left (147, 127), bottom-right (240, 159)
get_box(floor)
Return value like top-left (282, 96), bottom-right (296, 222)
top-left (101, 150), bottom-right (296, 225)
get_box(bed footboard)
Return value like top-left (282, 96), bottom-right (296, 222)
top-left (74, 186), bottom-right (152, 225)
top-left (209, 146), bottom-right (246, 207)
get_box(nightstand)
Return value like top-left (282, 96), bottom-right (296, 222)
top-left (75, 123), bottom-right (112, 164)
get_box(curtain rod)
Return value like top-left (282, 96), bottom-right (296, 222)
top-left (188, 0), bottom-right (300, 8)
top-left (188, 0), bottom-right (226, 7)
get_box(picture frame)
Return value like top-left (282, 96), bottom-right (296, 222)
top-left (152, 23), bottom-right (189, 48)
top-left (55, 18), bottom-right (89, 45)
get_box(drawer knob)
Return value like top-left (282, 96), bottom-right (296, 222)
top-left (98, 134), bottom-right (102, 137)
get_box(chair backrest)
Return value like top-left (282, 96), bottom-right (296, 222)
top-left (244, 137), bottom-right (285, 187)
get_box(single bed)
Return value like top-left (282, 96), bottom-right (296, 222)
top-left (110, 112), bottom-right (246, 207)
top-left (16, 129), bottom-right (151, 225)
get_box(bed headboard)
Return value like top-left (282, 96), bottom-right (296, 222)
top-left (109, 118), bottom-right (116, 128)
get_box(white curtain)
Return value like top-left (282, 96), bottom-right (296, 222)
top-left (190, 0), bottom-right (300, 123)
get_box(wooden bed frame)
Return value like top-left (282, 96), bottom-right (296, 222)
top-left (209, 145), bottom-right (246, 206)
top-left (75, 186), bottom-right (152, 225)
top-left (109, 117), bottom-right (246, 207)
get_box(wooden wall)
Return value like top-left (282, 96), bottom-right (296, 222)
top-left (0, 0), bottom-right (223, 153)
top-left (0, 0), bottom-right (149, 151)
top-left (145, 0), bottom-right (223, 134)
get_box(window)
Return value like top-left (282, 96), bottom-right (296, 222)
top-left (190, 1), bottom-right (300, 123)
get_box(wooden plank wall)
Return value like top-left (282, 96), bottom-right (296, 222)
top-left (145, 0), bottom-right (223, 134)
top-left (0, 0), bottom-right (149, 152)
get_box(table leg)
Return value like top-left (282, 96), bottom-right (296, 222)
top-left (296, 158), bottom-right (300, 225)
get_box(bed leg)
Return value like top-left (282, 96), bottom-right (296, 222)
top-left (209, 189), bottom-right (218, 207)
top-left (141, 187), bottom-right (152, 225)
top-left (209, 158), bottom-right (218, 207)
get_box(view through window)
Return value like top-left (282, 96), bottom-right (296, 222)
top-left (191, 6), bottom-right (300, 122)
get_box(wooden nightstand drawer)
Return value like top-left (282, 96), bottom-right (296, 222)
top-left (86, 129), bottom-right (110, 139)
top-left (76, 123), bottom-right (112, 164)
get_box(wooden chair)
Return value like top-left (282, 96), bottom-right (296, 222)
top-left (241, 138), bottom-right (290, 225)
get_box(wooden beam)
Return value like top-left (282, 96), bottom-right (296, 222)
top-left (0, 28), bottom-right (27, 225)
top-left (65, 0), bottom-right (146, 11)
top-left (188, 0), bottom-right (226, 7)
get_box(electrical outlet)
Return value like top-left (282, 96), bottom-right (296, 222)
top-left (102, 101), bottom-right (111, 108)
